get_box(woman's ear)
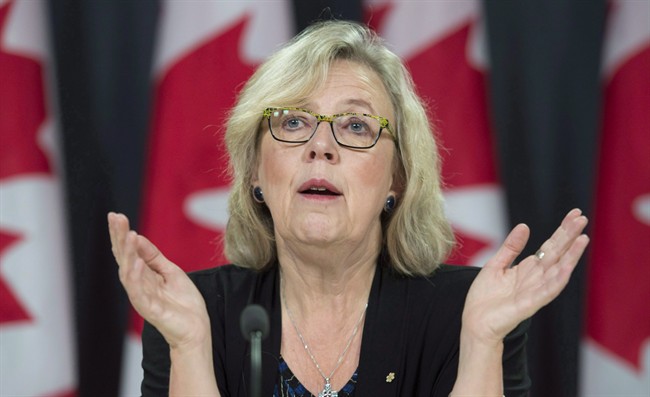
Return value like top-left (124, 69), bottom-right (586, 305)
top-left (390, 149), bottom-right (406, 199)
top-left (387, 189), bottom-right (398, 200)
top-left (390, 169), bottom-right (406, 200)
top-left (250, 167), bottom-right (265, 203)
top-left (250, 159), bottom-right (260, 186)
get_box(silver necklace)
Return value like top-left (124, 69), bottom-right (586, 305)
top-left (281, 279), bottom-right (368, 397)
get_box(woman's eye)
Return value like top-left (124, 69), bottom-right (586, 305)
top-left (284, 117), bottom-right (305, 130)
top-left (344, 118), bottom-right (369, 134)
top-left (350, 122), bottom-right (365, 132)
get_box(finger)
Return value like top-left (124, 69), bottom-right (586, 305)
top-left (135, 234), bottom-right (174, 276)
top-left (108, 212), bottom-right (123, 259)
top-left (118, 230), bottom-right (140, 284)
top-left (108, 212), bottom-right (132, 262)
top-left (485, 223), bottom-right (530, 270)
top-left (116, 213), bottom-right (132, 250)
top-left (108, 212), bottom-right (123, 260)
top-left (536, 209), bottom-right (588, 269)
top-left (120, 231), bottom-right (159, 299)
top-left (136, 234), bottom-right (162, 264)
top-left (533, 234), bottom-right (590, 309)
top-left (123, 255), bottom-right (155, 315)
top-left (553, 234), bottom-right (590, 282)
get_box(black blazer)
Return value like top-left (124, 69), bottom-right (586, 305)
top-left (142, 261), bottom-right (530, 396)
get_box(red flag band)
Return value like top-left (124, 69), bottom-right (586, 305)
top-left (0, 0), bottom-right (76, 395)
top-left (580, 1), bottom-right (650, 395)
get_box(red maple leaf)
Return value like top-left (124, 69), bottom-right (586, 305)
top-left (586, 45), bottom-right (650, 371)
top-left (0, 0), bottom-right (48, 326)
top-left (365, 10), bottom-right (502, 267)
top-left (132, 16), bottom-right (258, 334)
top-left (141, 16), bottom-right (256, 269)
top-left (404, 23), bottom-right (502, 268)
top-left (405, 23), bottom-right (497, 188)
top-left (0, 229), bottom-right (32, 323)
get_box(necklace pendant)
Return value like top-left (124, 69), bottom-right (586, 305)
top-left (318, 379), bottom-right (338, 397)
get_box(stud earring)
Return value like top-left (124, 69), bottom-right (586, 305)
top-left (253, 186), bottom-right (264, 203)
top-left (384, 195), bottom-right (396, 213)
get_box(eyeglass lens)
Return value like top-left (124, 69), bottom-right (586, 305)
top-left (268, 108), bottom-right (381, 148)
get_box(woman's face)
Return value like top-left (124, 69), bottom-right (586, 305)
top-left (254, 60), bottom-right (397, 252)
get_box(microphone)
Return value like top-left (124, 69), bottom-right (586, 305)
top-left (240, 304), bottom-right (270, 397)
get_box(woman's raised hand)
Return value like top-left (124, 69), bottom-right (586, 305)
top-left (462, 208), bottom-right (590, 344)
top-left (107, 212), bottom-right (211, 349)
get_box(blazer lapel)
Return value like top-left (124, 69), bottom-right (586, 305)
top-left (355, 263), bottom-right (409, 396)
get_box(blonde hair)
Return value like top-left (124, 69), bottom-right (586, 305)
top-left (224, 20), bottom-right (454, 276)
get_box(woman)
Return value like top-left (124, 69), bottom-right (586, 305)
top-left (108, 21), bottom-right (589, 396)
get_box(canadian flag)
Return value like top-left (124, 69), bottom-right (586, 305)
top-left (580, 1), bottom-right (650, 395)
top-left (0, 0), bottom-right (76, 396)
top-left (119, 2), bottom-right (293, 395)
top-left (366, 0), bottom-right (507, 267)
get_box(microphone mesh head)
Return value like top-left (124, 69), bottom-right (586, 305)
top-left (240, 304), bottom-right (270, 340)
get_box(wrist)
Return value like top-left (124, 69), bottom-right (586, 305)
top-left (460, 309), bottom-right (508, 348)
top-left (169, 334), bottom-right (219, 396)
top-left (459, 327), bottom-right (505, 352)
top-left (452, 330), bottom-right (504, 396)
top-left (169, 331), bottom-right (212, 355)
top-left (164, 314), bottom-right (212, 351)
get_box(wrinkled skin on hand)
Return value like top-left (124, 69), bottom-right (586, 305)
top-left (108, 212), bottom-right (211, 350)
top-left (462, 208), bottom-right (589, 344)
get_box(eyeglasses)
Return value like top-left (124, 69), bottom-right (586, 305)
top-left (262, 107), bottom-right (395, 149)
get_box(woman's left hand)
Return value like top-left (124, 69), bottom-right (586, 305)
top-left (462, 208), bottom-right (589, 344)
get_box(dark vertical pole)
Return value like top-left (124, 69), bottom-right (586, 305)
top-left (483, 1), bottom-right (606, 396)
top-left (47, 0), bottom-right (158, 394)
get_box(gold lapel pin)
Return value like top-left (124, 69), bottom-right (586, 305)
top-left (386, 372), bottom-right (395, 383)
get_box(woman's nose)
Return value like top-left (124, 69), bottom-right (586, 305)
top-left (305, 122), bottom-right (339, 162)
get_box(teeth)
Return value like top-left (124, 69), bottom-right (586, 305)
top-left (309, 187), bottom-right (327, 192)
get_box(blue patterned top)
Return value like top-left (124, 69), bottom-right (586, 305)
top-left (273, 356), bottom-right (358, 397)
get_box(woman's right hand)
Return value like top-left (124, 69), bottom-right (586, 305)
top-left (108, 212), bottom-right (211, 350)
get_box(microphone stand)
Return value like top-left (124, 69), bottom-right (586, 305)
top-left (250, 329), bottom-right (263, 397)
top-left (240, 304), bottom-right (269, 397)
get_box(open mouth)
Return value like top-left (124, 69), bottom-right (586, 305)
top-left (300, 186), bottom-right (342, 196)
